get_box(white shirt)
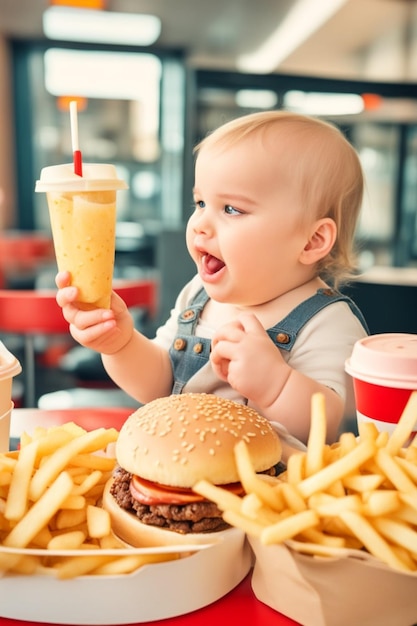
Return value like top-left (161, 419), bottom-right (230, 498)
top-left (154, 274), bottom-right (367, 422)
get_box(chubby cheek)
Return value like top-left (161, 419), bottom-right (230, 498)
top-left (229, 235), bottom-right (265, 270)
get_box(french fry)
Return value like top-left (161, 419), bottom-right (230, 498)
top-left (286, 452), bottom-right (305, 484)
top-left (61, 494), bottom-right (86, 510)
top-left (395, 503), bottom-right (417, 526)
top-left (361, 490), bottom-right (400, 517)
top-left (70, 454), bottom-right (116, 472)
top-left (240, 493), bottom-right (282, 525)
top-left (91, 552), bottom-right (179, 576)
top-left (70, 470), bottom-right (104, 496)
top-left (56, 554), bottom-right (118, 579)
top-left (395, 456), bottom-right (417, 483)
top-left (4, 440), bottom-right (39, 522)
top-left (373, 517), bottom-right (417, 559)
top-left (297, 440), bottom-right (376, 499)
top-left (29, 428), bottom-right (118, 501)
top-left (47, 530), bottom-right (86, 550)
top-left (3, 471), bottom-right (74, 548)
top-left (277, 482), bottom-right (307, 513)
top-left (193, 479), bottom-right (243, 513)
top-left (338, 510), bottom-right (411, 572)
top-left (375, 448), bottom-right (417, 494)
top-left (234, 439), bottom-right (283, 510)
top-left (87, 505), bottom-right (111, 539)
top-left (222, 509), bottom-right (265, 537)
top-left (298, 527), bottom-right (346, 548)
top-left (308, 492), bottom-right (362, 516)
top-left (54, 508), bottom-right (87, 530)
top-left (261, 510), bottom-right (319, 545)
top-left (342, 473), bottom-right (384, 493)
top-left (357, 421), bottom-right (380, 442)
top-left (386, 391), bottom-right (417, 455)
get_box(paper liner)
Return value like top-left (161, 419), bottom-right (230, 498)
top-left (250, 538), bottom-right (417, 626)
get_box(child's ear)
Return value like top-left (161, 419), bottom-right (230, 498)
top-left (299, 218), bottom-right (337, 265)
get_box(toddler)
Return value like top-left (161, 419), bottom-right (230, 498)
top-left (56, 111), bottom-right (368, 443)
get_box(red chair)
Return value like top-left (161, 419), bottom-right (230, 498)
top-left (0, 231), bottom-right (55, 288)
top-left (0, 279), bottom-right (158, 407)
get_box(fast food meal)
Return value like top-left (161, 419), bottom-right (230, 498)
top-left (194, 391), bottom-right (417, 573)
top-left (0, 422), bottom-right (179, 578)
top-left (102, 393), bottom-right (283, 547)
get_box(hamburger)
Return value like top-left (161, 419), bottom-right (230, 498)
top-left (102, 393), bottom-right (282, 547)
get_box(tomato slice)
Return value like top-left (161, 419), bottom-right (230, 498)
top-left (130, 475), bottom-right (244, 505)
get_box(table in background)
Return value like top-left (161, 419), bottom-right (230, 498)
top-left (0, 278), bottom-right (158, 408)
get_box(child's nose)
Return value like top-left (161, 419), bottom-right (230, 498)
top-left (193, 209), bottom-right (213, 235)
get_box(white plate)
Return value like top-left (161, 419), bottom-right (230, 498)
top-left (0, 527), bottom-right (252, 624)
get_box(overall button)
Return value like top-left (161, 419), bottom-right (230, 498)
top-left (276, 332), bottom-right (290, 344)
top-left (181, 309), bottom-right (196, 321)
top-left (193, 342), bottom-right (204, 354)
top-left (174, 338), bottom-right (187, 351)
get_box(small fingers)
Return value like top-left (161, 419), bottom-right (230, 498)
top-left (211, 320), bottom-right (245, 349)
top-left (69, 314), bottom-right (116, 345)
top-left (55, 271), bottom-right (72, 289)
top-left (56, 285), bottom-right (78, 308)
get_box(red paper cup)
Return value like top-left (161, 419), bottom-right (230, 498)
top-left (345, 333), bottom-right (417, 437)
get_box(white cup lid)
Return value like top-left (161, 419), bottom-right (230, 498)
top-left (35, 163), bottom-right (128, 192)
top-left (0, 341), bottom-right (22, 380)
top-left (345, 333), bottom-right (417, 388)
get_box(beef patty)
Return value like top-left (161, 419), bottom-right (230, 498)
top-left (109, 468), bottom-right (229, 534)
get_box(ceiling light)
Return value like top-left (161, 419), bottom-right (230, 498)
top-left (43, 6), bottom-right (161, 46)
top-left (237, 0), bottom-right (347, 74)
top-left (44, 48), bottom-right (161, 100)
top-left (283, 91), bottom-right (364, 116)
top-left (235, 90), bottom-right (278, 109)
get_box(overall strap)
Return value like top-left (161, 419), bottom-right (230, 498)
top-left (175, 287), bottom-right (210, 335)
top-left (267, 288), bottom-right (369, 351)
top-left (169, 287), bottom-right (211, 394)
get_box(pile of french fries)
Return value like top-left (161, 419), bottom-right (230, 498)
top-left (0, 422), bottom-right (178, 578)
top-left (194, 392), bottom-right (417, 574)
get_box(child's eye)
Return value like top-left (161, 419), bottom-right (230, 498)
top-left (224, 204), bottom-right (241, 215)
top-left (195, 200), bottom-right (205, 209)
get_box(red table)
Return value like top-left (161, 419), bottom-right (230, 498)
top-left (4, 408), bottom-right (301, 626)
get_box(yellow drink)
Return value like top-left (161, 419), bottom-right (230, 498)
top-left (47, 190), bottom-right (116, 309)
top-left (35, 163), bottom-right (128, 310)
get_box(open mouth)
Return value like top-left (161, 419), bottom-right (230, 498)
top-left (201, 253), bottom-right (225, 276)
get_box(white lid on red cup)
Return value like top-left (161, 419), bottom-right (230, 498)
top-left (345, 333), bottom-right (417, 389)
top-left (35, 163), bottom-right (128, 192)
top-left (0, 341), bottom-right (22, 380)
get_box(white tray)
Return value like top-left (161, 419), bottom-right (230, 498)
top-left (0, 527), bottom-right (252, 624)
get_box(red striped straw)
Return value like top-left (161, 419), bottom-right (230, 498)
top-left (70, 100), bottom-right (83, 176)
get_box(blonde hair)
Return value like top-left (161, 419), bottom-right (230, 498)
top-left (194, 111), bottom-right (364, 288)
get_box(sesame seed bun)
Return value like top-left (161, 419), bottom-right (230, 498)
top-left (115, 393), bottom-right (282, 488)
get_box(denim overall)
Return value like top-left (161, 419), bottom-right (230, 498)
top-left (169, 287), bottom-right (369, 395)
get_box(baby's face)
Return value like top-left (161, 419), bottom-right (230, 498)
top-left (186, 134), bottom-right (314, 307)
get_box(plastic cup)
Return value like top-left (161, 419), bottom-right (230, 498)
top-left (0, 341), bottom-right (22, 451)
top-left (0, 402), bottom-right (14, 453)
top-left (35, 163), bottom-right (128, 310)
top-left (345, 333), bottom-right (417, 437)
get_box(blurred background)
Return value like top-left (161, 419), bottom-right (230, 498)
top-left (1, 0), bottom-right (417, 407)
